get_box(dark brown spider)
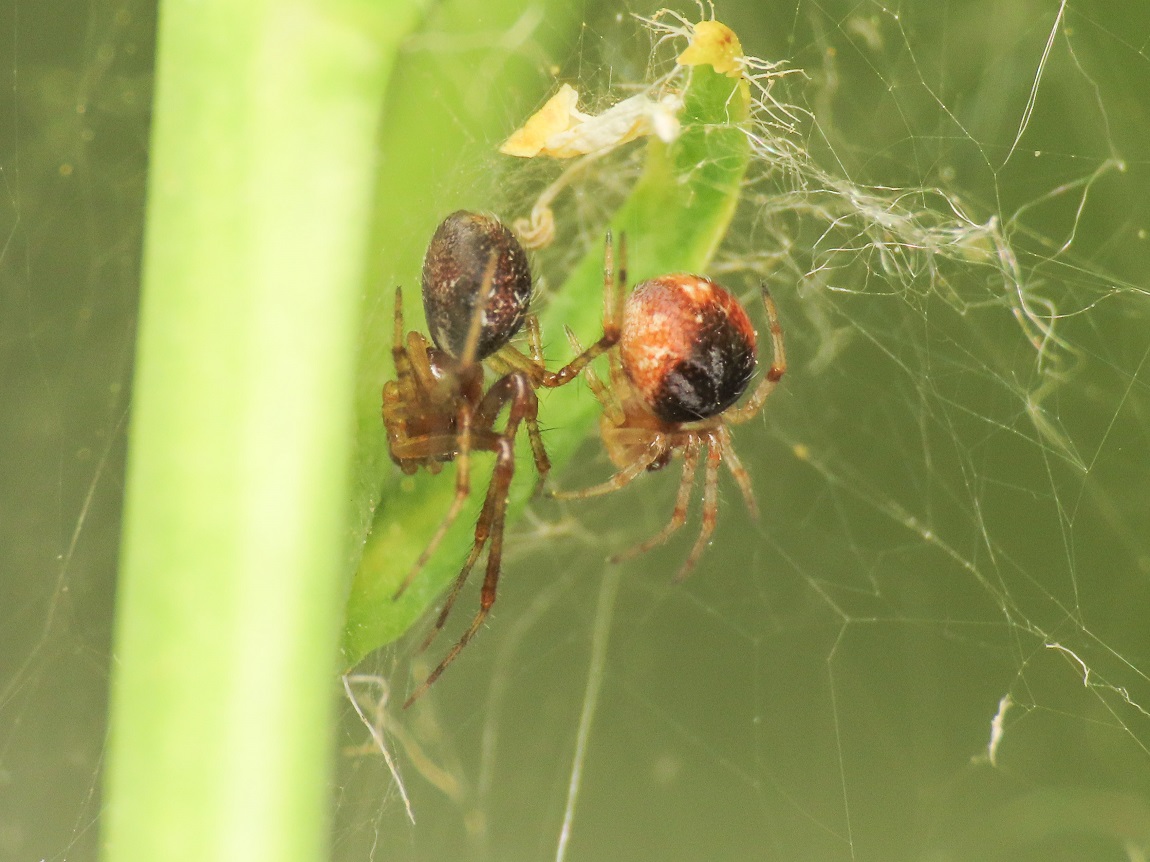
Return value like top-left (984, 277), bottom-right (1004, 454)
top-left (383, 210), bottom-right (622, 705)
top-left (556, 273), bottom-right (785, 581)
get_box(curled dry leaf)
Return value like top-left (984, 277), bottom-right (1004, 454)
top-left (500, 83), bottom-right (683, 160)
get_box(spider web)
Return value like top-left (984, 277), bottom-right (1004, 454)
top-left (0, 0), bottom-right (152, 858)
top-left (4, 0), bottom-right (1150, 861)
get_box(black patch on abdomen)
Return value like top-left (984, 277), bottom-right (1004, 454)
top-left (651, 310), bottom-right (756, 423)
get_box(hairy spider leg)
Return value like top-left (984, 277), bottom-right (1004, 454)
top-left (384, 292), bottom-right (455, 436)
top-left (716, 424), bottom-right (758, 519)
top-left (388, 432), bottom-right (478, 463)
top-left (492, 230), bottom-right (625, 390)
top-left (384, 358), bottom-right (455, 474)
top-left (563, 326), bottom-right (626, 425)
top-left (404, 371), bottom-right (538, 707)
top-left (484, 345), bottom-right (552, 495)
top-left (389, 286), bottom-right (420, 408)
top-left (611, 436), bottom-right (702, 564)
top-left (385, 290), bottom-right (441, 451)
top-left (390, 402), bottom-right (473, 601)
top-left (522, 403), bottom-right (551, 496)
top-left (725, 285), bottom-right (786, 424)
top-left (547, 425), bottom-right (667, 498)
top-left (675, 439), bottom-right (724, 582)
top-left (547, 328), bottom-right (671, 503)
top-left (518, 323), bottom-right (553, 493)
top-left (391, 256), bottom-right (499, 601)
top-left (538, 231), bottom-right (625, 388)
top-left (455, 252), bottom-right (501, 370)
top-left (487, 230), bottom-right (626, 496)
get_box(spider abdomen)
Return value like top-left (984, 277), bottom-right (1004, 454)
top-left (422, 211), bottom-right (532, 361)
top-left (620, 275), bottom-right (757, 423)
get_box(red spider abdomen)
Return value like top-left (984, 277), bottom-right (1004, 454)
top-left (620, 275), bottom-right (757, 423)
top-left (422, 211), bottom-right (532, 361)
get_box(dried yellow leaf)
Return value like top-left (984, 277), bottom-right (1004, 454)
top-left (676, 20), bottom-right (744, 78)
top-left (500, 84), bottom-right (681, 160)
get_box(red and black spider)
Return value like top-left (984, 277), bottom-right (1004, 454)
top-left (556, 273), bottom-right (785, 580)
top-left (383, 211), bottom-right (622, 704)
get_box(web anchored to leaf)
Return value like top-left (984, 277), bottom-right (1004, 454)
top-left (342, 3), bottom-right (1150, 861)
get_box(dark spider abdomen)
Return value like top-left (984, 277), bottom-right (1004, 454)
top-left (422, 211), bottom-right (532, 361)
top-left (620, 275), bottom-right (758, 423)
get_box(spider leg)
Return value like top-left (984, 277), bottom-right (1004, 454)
top-left (498, 328), bottom-right (552, 491)
top-left (386, 433), bottom-right (468, 462)
top-left (614, 232), bottom-right (627, 321)
top-left (727, 285), bottom-right (786, 424)
top-left (393, 284), bottom-right (406, 340)
top-left (487, 342), bottom-right (537, 379)
top-left (456, 252), bottom-right (500, 372)
top-left (471, 369), bottom-right (537, 534)
top-left (389, 287), bottom-right (422, 408)
top-left (405, 373), bottom-right (534, 705)
top-left (384, 309), bottom-right (454, 471)
top-left (537, 232), bottom-right (624, 388)
top-left (498, 233), bottom-right (625, 390)
top-left (564, 326), bottom-right (625, 425)
top-left (549, 434), bottom-right (668, 500)
top-left (717, 424), bottom-right (758, 519)
top-left (386, 289), bottom-right (442, 404)
top-left (392, 402), bottom-right (474, 601)
top-left (411, 496), bottom-right (489, 661)
top-left (604, 235), bottom-right (630, 393)
top-left (405, 330), bottom-right (440, 394)
top-left (524, 410), bottom-right (551, 497)
top-left (674, 437), bottom-right (723, 582)
top-left (612, 437), bottom-right (701, 563)
top-left (403, 461), bottom-right (509, 709)
top-left (525, 314), bottom-right (545, 365)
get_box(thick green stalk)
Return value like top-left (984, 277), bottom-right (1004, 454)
top-left (103, 2), bottom-right (421, 860)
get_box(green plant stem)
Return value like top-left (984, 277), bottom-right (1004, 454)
top-left (102, 2), bottom-right (421, 860)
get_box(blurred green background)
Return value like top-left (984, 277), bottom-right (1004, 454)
top-left (4, 0), bottom-right (1150, 860)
